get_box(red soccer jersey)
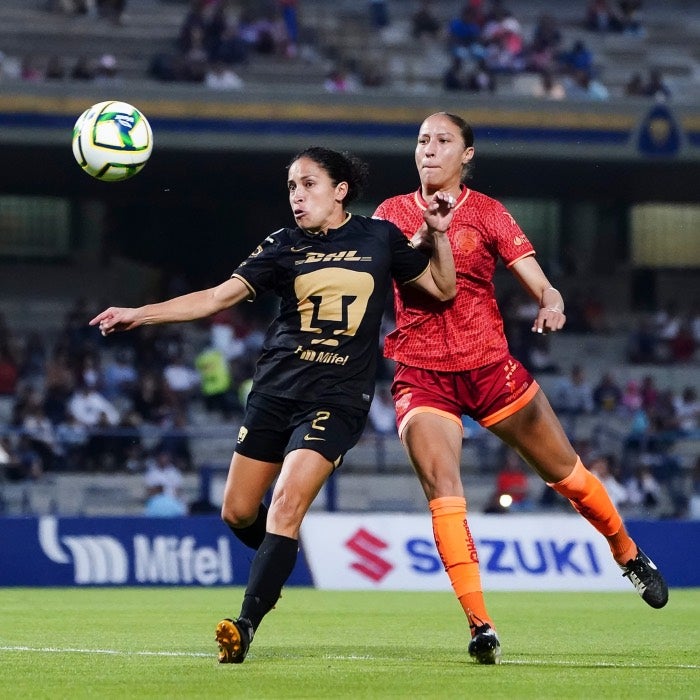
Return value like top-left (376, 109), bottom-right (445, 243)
top-left (374, 186), bottom-right (535, 371)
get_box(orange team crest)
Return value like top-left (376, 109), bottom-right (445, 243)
top-left (454, 227), bottom-right (479, 254)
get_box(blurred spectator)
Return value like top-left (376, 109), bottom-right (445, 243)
top-left (557, 40), bottom-right (594, 78)
top-left (640, 375), bottom-right (660, 414)
top-left (215, 24), bottom-right (250, 66)
top-left (0, 345), bottom-right (19, 396)
top-left (77, 352), bottom-right (102, 390)
top-left (144, 448), bottom-right (185, 500)
top-left (205, 61), bottom-right (244, 89)
top-left (21, 55), bottom-right (43, 82)
top-left (71, 56), bottom-right (95, 81)
top-left (21, 395), bottom-right (62, 471)
top-left (43, 346), bottom-right (76, 425)
top-left (368, 0), bottom-right (390, 31)
top-left (412, 0), bottom-right (441, 40)
top-left (443, 55), bottom-right (469, 90)
top-left (155, 410), bottom-right (193, 472)
top-left (526, 13), bottom-right (562, 73)
top-left (278, 0), bottom-right (299, 57)
top-left (625, 465), bottom-right (661, 512)
top-left (562, 68), bottom-right (609, 100)
top-left (627, 316), bottom-right (657, 364)
top-left (132, 371), bottom-right (168, 424)
top-left (690, 302), bottom-right (700, 346)
top-left (653, 301), bottom-right (683, 362)
top-left (553, 364), bottom-right (594, 415)
top-left (178, 0), bottom-right (226, 60)
top-left (481, 10), bottom-right (525, 72)
top-left (586, 0), bottom-right (643, 34)
top-left (45, 55), bottom-right (67, 80)
top-left (586, 0), bottom-right (616, 31)
top-left (98, 0), bottom-right (127, 25)
top-left (54, 413), bottom-right (89, 470)
top-left (621, 380), bottom-right (643, 414)
top-left (2, 435), bottom-right (43, 482)
top-left (359, 59), bottom-right (388, 88)
top-left (209, 309), bottom-right (246, 361)
top-left (368, 384), bottom-right (396, 435)
top-left (589, 453), bottom-right (629, 508)
top-left (670, 320), bottom-right (696, 363)
top-left (19, 332), bottom-right (47, 388)
top-left (644, 68), bottom-right (671, 100)
top-left (625, 71), bottom-right (645, 97)
top-left (144, 484), bottom-right (188, 517)
top-left (195, 346), bottom-right (235, 417)
top-left (533, 70), bottom-right (566, 100)
top-left (672, 386), bottom-right (699, 435)
top-left (527, 332), bottom-right (558, 373)
top-left (62, 297), bottom-right (96, 354)
top-left (67, 381), bottom-right (120, 428)
top-left (447, 3), bottom-right (482, 60)
top-left (466, 58), bottom-right (496, 92)
top-left (101, 349), bottom-right (138, 403)
top-left (593, 372), bottom-right (623, 413)
top-left (324, 65), bottom-right (360, 93)
top-left (617, 0), bottom-right (644, 35)
top-left (162, 350), bottom-right (201, 412)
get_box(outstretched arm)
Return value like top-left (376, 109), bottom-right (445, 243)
top-left (510, 256), bottom-right (566, 334)
top-left (89, 276), bottom-right (251, 336)
top-left (409, 191), bottom-right (457, 301)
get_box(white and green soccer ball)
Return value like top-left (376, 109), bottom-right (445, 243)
top-left (72, 100), bottom-right (153, 181)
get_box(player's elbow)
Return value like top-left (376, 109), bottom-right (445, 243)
top-left (435, 281), bottom-right (457, 302)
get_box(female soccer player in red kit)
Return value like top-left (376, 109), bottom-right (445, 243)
top-left (374, 112), bottom-right (668, 665)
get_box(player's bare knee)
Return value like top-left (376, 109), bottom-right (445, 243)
top-left (220, 503), bottom-right (256, 529)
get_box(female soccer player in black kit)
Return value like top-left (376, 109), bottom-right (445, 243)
top-left (90, 146), bottom-right (458, 663)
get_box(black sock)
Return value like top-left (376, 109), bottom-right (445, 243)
top-left (240, 532), bottom-right (298, 631)
top-left (227, 503), bottom-right (268, 550)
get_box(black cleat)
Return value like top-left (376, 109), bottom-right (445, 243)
top-left (621, 549), bottom-right (669, 609)
top-left (468, 613), bottom-right (502, 665)
top-left (215, 617), bottom-right (253, 664)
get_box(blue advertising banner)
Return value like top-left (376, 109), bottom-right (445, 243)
top-left (0, 515), bottom-right (696, 589)
top-left (0, 516), bottom-right (313, 587)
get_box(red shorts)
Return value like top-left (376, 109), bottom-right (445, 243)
top-left (391, 356), bottom-right (539, 437)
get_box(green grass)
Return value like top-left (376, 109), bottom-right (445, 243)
top-left (0, 588), bottom-right (698, 699)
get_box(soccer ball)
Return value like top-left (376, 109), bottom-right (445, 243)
top-left (72, 100), bottom-right (153, 181)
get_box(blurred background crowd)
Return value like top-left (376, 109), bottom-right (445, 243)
top-left (0, 0), bottom-right (698, 519)
top-left (0, 0), bottom-right (695, 102)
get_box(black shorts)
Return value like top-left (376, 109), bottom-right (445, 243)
top-left (234, 391), bottom-right (369, 467)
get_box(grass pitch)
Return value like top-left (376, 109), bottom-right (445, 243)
top-left (0, 587), bottom-right (697, 699)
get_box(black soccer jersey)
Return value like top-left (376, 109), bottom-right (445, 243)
top-left (232, 213), bottom-right (429, 409)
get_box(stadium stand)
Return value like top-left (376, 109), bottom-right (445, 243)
top-left (0, 1), bottom-right (698, 518)
top-left (0, 1), bottom-right (698, 98)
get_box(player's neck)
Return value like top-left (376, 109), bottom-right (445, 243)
top-left (422, 184), bottom-right (462, 202)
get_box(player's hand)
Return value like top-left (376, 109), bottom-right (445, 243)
top-left (410, 222), bottom-right (433, 253)
top-left (423, 190), bottom-right (456, 234)
top-left (89, 307), bottom-right (140, 336)
top-left (532, 306), bottom-right (566, 334)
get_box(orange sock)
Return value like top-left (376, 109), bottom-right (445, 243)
top-left (549, 457), bottom-right (637, 565)
top-left (429, 496), bottom-right (494, 630)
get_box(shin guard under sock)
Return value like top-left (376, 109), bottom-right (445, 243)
top-left (228, 503), bottom-right (268, 550)
top-left (429, 496), bottom-right (493, 628)
top-left (240, 532), bottom-right (298, 630)
top-left (549, 457), bottom-right (636, 564)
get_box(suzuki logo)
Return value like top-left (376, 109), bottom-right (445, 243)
top-left (345, 528), bottom-right (393, 582)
